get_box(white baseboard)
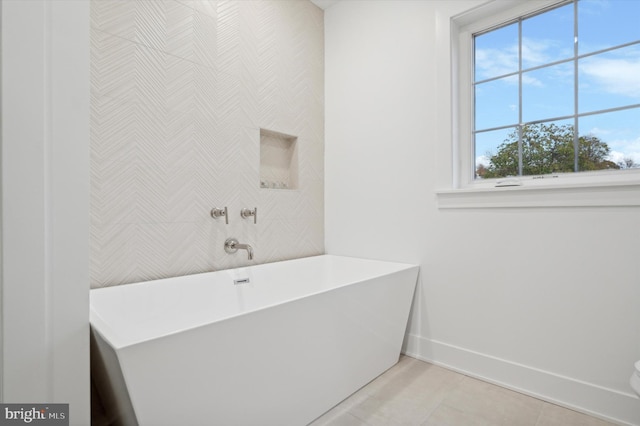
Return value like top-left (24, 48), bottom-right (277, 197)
top-left (403, 334), bottom-right (640, 426)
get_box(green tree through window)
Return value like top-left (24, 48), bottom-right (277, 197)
top-left (477, 123), bottom-right (623, 179)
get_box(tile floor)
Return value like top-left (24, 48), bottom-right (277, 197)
top-left (310, 356), bottom-right (617, 426)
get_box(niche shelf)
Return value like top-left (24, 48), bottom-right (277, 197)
top-left (260, 129), bottom-right (298, 190)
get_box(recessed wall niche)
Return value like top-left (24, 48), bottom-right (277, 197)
top-left (260, 129), bottom-right (299, 190)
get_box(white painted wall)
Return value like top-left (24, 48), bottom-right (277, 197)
top-left (324, 1), bottom-right (640, 424)
top-left (1, 1), bottom-right (90, 424)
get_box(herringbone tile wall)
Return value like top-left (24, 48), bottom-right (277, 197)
top-left (90, 0), bottom-right (324, 288)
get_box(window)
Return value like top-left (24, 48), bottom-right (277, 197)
top-left (470, 0), bottom-right (640, 182)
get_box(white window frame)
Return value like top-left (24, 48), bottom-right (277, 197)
top-left (437, 0), bottom-right (640, 208)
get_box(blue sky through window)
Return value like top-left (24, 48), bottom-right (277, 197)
top-left (474, 0), bottom-right (640, 175)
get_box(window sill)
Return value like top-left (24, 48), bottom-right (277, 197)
top-left (436, 181), bottom-right (640, 209)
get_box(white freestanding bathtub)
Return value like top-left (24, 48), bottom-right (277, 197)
top-left (90, 255), bottom-right (419, 426)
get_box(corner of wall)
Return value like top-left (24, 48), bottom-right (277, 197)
top-left (404, 334), bottom-right (640, 426)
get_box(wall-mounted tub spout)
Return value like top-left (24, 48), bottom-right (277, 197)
top-left (224, 238), bottom-right (253, 260)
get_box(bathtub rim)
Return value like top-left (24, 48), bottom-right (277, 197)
top-left (90, 254), bottom-right (419, 351)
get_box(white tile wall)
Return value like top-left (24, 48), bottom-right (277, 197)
top-left (90, 0), bottom-right (324, 287)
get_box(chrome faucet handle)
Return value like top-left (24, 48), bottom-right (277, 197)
top-left (211, 207), bottom-right (228, 224)
top-left (241, 207), bottom-right (257, 224)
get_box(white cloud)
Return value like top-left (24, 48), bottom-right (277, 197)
top-left (475, 47), bottom-right (518, 81)
top-left (476, 155), bottom-right (491, 168)
top-left (581, 56), bottom-right (640, 98)
top-left (605, 137), bottom-right (640, 167)
top-left (521, 38), bottom-right (553, 67)
top-left (579, 0), bottom-right (611, 16)
top-left (521, 74), bottom-right (543, 87)
top-left (585, 126), bottom-right (613, 137)
top-left (608, 136), bottom-right (640, 151)
top-left (607, 150), bottom-right (640, 167)
top-left (475, 47), bottom-right (545, 87)
top-left (475, 37), bottom-right (568, 87)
